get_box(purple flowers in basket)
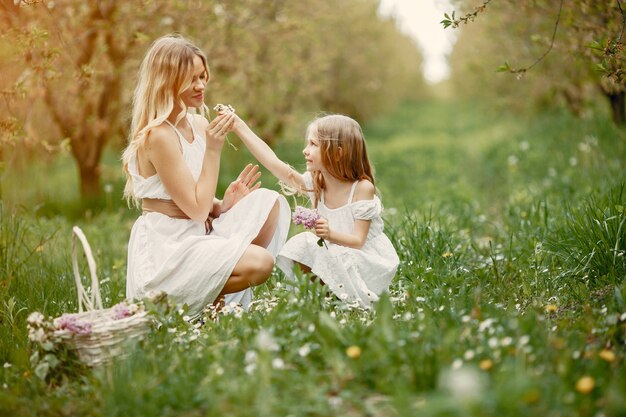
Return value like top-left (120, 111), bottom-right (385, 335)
top-left (112, 301), bottom-right (141, 320)
top-left (112, 302), bottom-right (132, 320)
top-left (55, 314), bottom-right (92, 335)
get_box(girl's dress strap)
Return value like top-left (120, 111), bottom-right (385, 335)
top-left (348, 180), bottom-right (359, 203)
top-left (164, 120), bottom-right (185, 153)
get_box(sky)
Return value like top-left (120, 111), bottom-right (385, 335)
top-left (378, 0), bottom-right (456, 84)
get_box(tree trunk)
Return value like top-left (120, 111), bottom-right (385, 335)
top-left (607, 91), bottom-right (626, 125)
top-left (77, 162), bottom-right (101, 200)
top-left (0, 0), bottom-right (20, 24)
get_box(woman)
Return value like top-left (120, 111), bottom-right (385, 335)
top-left (121, 34), bottom-right (289, 318)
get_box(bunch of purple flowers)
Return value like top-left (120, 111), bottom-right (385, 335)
top-left (292, 206), bottom-right (320, 229)
top-left (55, 314), bottom-right (92, 335)
top-left (111, 302), bottom-right (130, 320)
top-left (292, 206), bottom-right (327, 248)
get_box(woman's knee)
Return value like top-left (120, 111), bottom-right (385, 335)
top-left (252, 200), bottom-right (281, 247)
top-left (240, 245), bottom-right (274, 286)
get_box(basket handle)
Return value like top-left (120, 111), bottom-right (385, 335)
top-left (71, 226), bottom-right (103, 312)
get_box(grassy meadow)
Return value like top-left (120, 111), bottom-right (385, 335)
top-left (1, 99), bottom-right (626, 416)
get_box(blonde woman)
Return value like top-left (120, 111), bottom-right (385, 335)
top-left (122, 35), bottom-right (289, 318)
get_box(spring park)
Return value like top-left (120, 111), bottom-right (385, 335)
top-left (1, 1), bottom-right (625, 416)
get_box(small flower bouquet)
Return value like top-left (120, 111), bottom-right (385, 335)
top-left (213, 103), bottom-right (235, 114)
top-left (292, 206), bottom-right (327, 248)
top-left (212, 103), bottom-right (238, 150)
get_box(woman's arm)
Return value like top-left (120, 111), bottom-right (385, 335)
top-left (146, 113), bottom-right (234, 222)
top-left (313, 181), bottom-right (376, 249)
top-left (231, 115), bottom-right (307, 191)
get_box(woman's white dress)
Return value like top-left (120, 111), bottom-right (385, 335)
top-left (126, 114), bottom-right (290, 318)
top-left (276, 173), bottom-right (399, 308)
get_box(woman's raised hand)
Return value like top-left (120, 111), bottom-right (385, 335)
top-left (205, 113), bottom-right (235, 150)
top-left (221, 163), bottom-right (262, 212)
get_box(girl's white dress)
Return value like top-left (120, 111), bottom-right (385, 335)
top-left (276, 172), bottom-right (399, 308)
top-left (126, 114), bottom-right (290, 318)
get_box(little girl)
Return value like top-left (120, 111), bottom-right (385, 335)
top-left (232, 113), bottom-right (399, 308)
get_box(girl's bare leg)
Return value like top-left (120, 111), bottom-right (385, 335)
top-left (296, 262), bottom-right (325, 285)
top-left (251, 200), bottom-right (280, 248)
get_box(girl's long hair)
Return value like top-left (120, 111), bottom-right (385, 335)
top-left (307, 114), bottom-right (375, 207)
top-left (121, 34), bottom-right (210, 205)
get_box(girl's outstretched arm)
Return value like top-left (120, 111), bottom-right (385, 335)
top-left (231, 115), bottom-right (306, 191)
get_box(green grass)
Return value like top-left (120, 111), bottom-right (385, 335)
top-left (1, 99), bottom-right (626, 416)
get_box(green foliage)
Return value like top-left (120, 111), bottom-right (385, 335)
top-left (447, 0), bottom-right (626, 122)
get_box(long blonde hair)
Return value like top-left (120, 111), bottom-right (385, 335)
top-left (121, 34), bottom-right (210, 205)
top-left (307, 114), bottom-right (375, 207)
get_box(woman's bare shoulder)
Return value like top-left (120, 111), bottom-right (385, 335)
top-left (143, 123), bottom-right (178, 151)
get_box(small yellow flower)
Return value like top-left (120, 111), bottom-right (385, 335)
top-left (522, 388), bottom-right (540, 404)
top-left (35, 245), bottom-right (44, 253)
top-left (575, 376), bottom-right (595, 394)
top-left (479, 359), bottom-right (493, 371)
top-left (442, 252), bottom-right (453, 258)
top-left (551, 337), bottom-right (565, 350)
top-left (544, 304), bottom-right (558, 313)
top-left (346, 345), bottom-right (361, 359)
top-left (599, 349), bottom-right (615, 363)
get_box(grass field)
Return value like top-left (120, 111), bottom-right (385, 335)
top-left (1, 99), bottom-right (625, 416)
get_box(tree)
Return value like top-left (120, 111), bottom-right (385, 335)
top-left (1, 0), bottom-right (424, 200)
top-left (445, 0), bottom-right (626, 124)
top-left (0, 0), bottom-right (171, 198)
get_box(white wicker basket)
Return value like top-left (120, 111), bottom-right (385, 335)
top-left (58, 226), bottom-right (151, 366)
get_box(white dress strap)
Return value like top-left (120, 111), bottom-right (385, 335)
top-left (348, 181), bottom-right (359, 203)
top-left (164, 119), bottom-right (185, 153)
top-left (187, 114), bottom-right (200, 140)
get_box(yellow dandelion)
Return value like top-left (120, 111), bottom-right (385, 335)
top-left (442, 252), bottom-right (453, 258)
top-left (346, 345), bottom-right (361, 359)
top-left (479, 359), bottom-right (493, 371)
top-left (575, 376), bottom-right (595, 394)
top-left (551, 337), bottom-right (565, 350)
top-left (522, 388), bottom-right (540, 404)
top-left (544, 304), bottom-right (558, 313)
top-left (599, 349), bottom-right (615, 363)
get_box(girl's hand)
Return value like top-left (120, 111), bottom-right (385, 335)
top-left (221, 164), bottom-right (262, 212)
top-left (228, 112), bottom-right (247, 135)
top-left (314, 218), bottom-right (331, 240)
top-left (214, 104), bottom-right (245, 133)
top-left (205, 113), bottom-right (235, 151)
